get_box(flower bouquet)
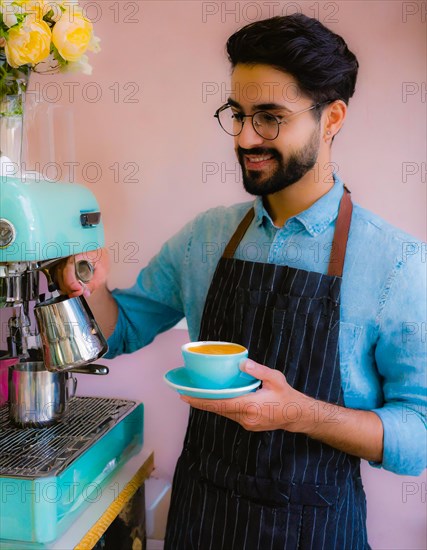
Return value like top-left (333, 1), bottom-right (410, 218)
top-left (0, 0), bottom-right (100, 173)
top-left (0, 0), bottom-right (100, 91)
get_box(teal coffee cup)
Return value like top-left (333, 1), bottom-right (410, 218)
top-left (182, 341), bottom-right (254, 389)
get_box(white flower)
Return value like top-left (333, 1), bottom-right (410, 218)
top-left (0, 0), bottom-right (18, 27)
top-left (65, 53), bottom-right (92, 75)
top-left (88, 34), bottom-right (100, 53)
top-left (3, 11), bottom-right (17, 26)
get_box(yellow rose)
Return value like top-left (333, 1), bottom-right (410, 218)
top-left (52, 9), bottom-right (93, 62)
top-left (5, 15), bottom-right (51, 68)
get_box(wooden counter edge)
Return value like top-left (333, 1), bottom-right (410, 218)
top-left (74, 451), bottom-right (155, 550)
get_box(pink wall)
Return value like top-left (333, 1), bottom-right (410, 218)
top-left (27, 1), bottom-right (426, 548)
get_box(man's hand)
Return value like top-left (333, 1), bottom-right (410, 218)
top-left (53, 248), bottom-right (118, 339)
top-left (54, 248), bottom-right (110, 298)
top-left (180, 359), bottom-right (384, 462)
top-left (180, 359), bottom-right (307, 432)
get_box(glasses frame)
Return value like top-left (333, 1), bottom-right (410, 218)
top-left (214, 101), bottom-right (332, 140)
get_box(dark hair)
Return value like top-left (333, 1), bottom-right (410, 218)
top-left (226, 14), bottom-right (359, 107)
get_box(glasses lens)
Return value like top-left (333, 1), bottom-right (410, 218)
top-left (253, 112), bottom-right (279, 140)
top-left (217, 106), bottom-right (242, 136)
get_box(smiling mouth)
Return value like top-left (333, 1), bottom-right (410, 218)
top-left (244, 154), bottom-right (275, 169)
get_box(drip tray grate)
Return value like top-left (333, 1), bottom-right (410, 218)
top-left (0, 397), bottom-right (137, 478)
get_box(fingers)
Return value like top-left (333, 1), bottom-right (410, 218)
top-left (180, 394), bottom-right (271, 432)
top-left (240, 359), bottom-right (285, 386)
top-left (54, 255), bottom-right (82, 296)
top-left (53, 248), bottom-right (109, 297)
top-left (180, 395), bottom-right (251, 417)
top-left (64, 255), bottom-right (86, 295)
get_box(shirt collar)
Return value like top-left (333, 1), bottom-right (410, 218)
top-left (253, 174), bottom-right (345, 237)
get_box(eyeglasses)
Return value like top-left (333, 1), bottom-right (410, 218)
top-left (214, 101), bottom-right (330, 141)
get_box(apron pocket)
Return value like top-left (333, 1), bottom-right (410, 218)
top-left (236, 475), bottom-right (340, 508)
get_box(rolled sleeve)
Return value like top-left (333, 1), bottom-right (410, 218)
top-left (105, 290), bottom-right (183, 358)
top-left (371, 402), bottom-right (426, 476)
top-left (371, 249), bottom-right (427, 476)
top-left (105, 219), bottom-right (195, 358)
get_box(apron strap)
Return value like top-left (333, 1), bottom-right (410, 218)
top-left (222, 207), bottom-right (255, 259)
top-left (327, 186), bottom-right (353, 277)
top-left (222, 186), bottom-right (353, 278)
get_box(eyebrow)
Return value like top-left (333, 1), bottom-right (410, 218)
top-left (227, 97), bottom-right (293, 113)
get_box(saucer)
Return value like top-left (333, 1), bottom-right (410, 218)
top-left (164, 367), bottom-right (261, 399)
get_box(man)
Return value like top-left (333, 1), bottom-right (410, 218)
top-left (58, 14), bottom-right (426, 550)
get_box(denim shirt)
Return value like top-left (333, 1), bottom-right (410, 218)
top-left (107, 176), bottom-right (427, 477)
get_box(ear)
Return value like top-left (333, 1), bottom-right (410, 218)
top-left (322, 100), bottom-right (347, 144)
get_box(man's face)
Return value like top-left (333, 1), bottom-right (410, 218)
top-left (230, 64), bottom-right (321, 196)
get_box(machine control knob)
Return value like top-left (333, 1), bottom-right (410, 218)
top-left (0, 219), bottom-right (16, 248)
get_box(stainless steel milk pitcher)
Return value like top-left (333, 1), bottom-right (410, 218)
top-left (34, 294), bottom-right (108, 372)
top-left (8, 362), bottom-right (77, 427)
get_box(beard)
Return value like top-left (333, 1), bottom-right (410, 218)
top-left (237, 126), bottom-right (321, 196)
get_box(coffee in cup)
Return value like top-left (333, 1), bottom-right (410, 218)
top-left (186, 343), bottom-right (246, 355)
top-left (182, 341), bottom-right (253, 389)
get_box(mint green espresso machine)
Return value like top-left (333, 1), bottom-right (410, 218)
top-left (0, 175), bottom-right (104, 355)
top-left (0, 175), bottom-right (145, 545)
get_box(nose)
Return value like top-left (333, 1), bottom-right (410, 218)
top-left (235, 118), bottom-right (265, 149)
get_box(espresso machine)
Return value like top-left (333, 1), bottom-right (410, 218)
top-left (0, 175), bottom-right (144, 545)
top-left (0, 174), bottom-right (104, 353)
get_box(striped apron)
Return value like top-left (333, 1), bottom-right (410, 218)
top-left (165, 188), bottom-right (370, 549)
